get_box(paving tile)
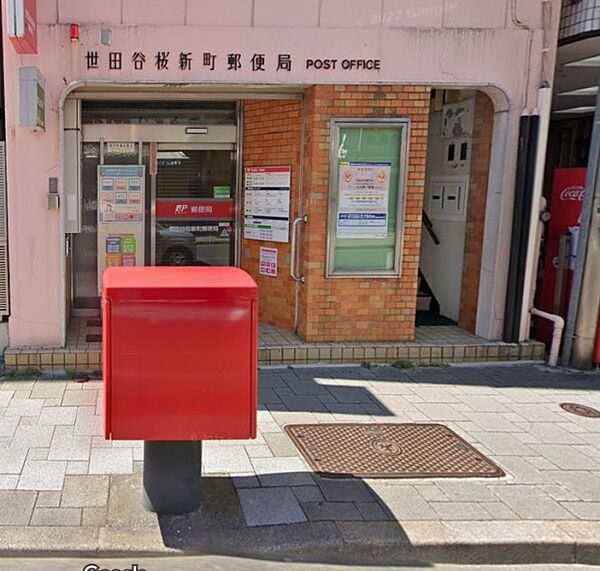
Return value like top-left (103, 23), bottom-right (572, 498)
top-left (480, 501), bottom-right (520, 520)
top-left (31, 507), bottom-right (82, 526)
top-left (292, 485), bottom-right (324, 504)
top-left (62, 391), bottom-right (98, 406)
top-left (88, 448), bottom-right (133, 475)
top-left (66, 461), bottom-right (89, 475)
top-left (5, 398), bottom-right (44, 417)
top-left (431, 501), bottom-right (493, 520)
top-left (368, 484), bottom-right (439, 520)
top-left (73, 410), bottom-right (103, 437)
top-left (490, 485), bottom-right (574, 520)
top-left (38, 406), bottom-right (78, 426)
top-left (355, 501), bottom-right (390, 521)
top-left (0, 449), bottom-right (28, 474)
top-left (0, 417), bottom-right (21, 437)
top-left (413, 403), bottom-right (466, 421)
top-left (527, 423), bottom-right (587, 444)
top-left (48, 426), bottom-right (91, 462)
top-left (231, 475), bottom-right (260, 489)
top-left (546, 471), bottom-right (600, 501)
top-left (203, 445), bottom-right (253, 474)
top-left (303, 501), bottom-right (363, 521)
top-left (30, 382), bottom-right (67, 400)
top-left (26, 448), bottom-right (49, 461)
top-left (0, 475), bottom-right (19, 490)
top-left (238, 487), bottom-right (306, 527)
top-left (0, 491), bottom-right (36, 524)
top-left (10, 425), bottom-right (55, 450)
top-left (474, 432), bottom-right (535, 456)
top-left (463, 412), bottom-right (519, 432)
top-left (36, 491), bottom-right (61, 508)
top-left (434, 481), bottom-right (498, 502)
top-left (17, 460), bottom-right (67, 491)
top-left (82, 506), bottom-right (107, 527)
top-left (61, 475), bottom-right (109, 507)
top-left (531, 444), bottom-right (600, 470)
top-left (562, 502), bottom-right (600, 520)
top-left (244, 445), bottom-right (273, 458)
top-left (315, 477), bottom-right (376, 503)
top-left (0, 391), bottom-right (14, 407)
top-left (251, 457), bottom-right (314, 487)
top-left (262, 432), bottom-right (299, 457)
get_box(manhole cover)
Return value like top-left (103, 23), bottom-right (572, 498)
top-left (285, 423), bottom-right (505, 479)
top-left (560, 403), bottom-right (600, 418)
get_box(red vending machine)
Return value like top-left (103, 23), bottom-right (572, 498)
top-left (536, 168), bottom-right (586, 342)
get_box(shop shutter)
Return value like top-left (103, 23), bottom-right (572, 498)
top-left (0, 142), bottom-right (9, 316)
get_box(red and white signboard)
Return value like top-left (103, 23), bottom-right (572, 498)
top-left (156, 200), bottom-right (235, 219)
top-left (259, 247), bottom-right (278, 277)
top-left (7, 0), bottom-right (37, 54)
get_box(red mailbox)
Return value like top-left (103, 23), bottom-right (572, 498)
top-left (102, 266), bottom-right (258, 441)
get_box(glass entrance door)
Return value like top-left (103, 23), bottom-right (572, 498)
top-left (73, 141), bottom-right (237, 315)
top-left (154, 147), bottom-right (236, 266)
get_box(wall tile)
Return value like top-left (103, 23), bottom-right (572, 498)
top-left (444, 0), bottom-right (508, 29)
top-left (253, 0), bottom-right (319, 27)
top-left (382, 0), bottom-right (444, 28)
top-left (122, 0), bottom-right (185, 25)
top-left (58, 0), bottom-right (121, 24)
top-left (186, 0), bottom-right (253, 27)
top-left (320, 0), bottom-right (382, 27)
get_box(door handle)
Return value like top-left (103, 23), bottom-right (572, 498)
top-left (290, 215), bottom-right (307, 283)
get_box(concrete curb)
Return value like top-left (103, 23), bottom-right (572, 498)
top-left (0, 521), bottom-right (598, 565)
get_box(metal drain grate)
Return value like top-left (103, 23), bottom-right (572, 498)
top-left (560, 403), bottom-right (600, 418)
top-left (285, 423), bottom-right (505, 479)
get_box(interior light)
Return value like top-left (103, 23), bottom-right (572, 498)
top-left (554, 106), bottom-right (596, 114)
top-left (558, 86), bottom-right (599, 96)
top-left (564, 55), bottom-right (600, 67)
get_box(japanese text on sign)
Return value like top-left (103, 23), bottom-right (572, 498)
top-left (336, 162), bottom-right (391, 239)
top-left (84, 51), bottom-right (381, 74)
top-left (244, 166), bottom-right (291, 243)
top-left (259, 247), bottom-right (278, 277)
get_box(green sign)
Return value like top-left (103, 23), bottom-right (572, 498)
top-left (121, 236), bottom-right (136, 254)
top-left (213, 186), bottom-right (231, 198)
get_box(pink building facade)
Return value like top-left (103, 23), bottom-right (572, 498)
top-left (1, 0), bottom-right (560, 355)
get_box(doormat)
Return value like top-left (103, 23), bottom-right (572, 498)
top-left (85, 334), bottom-right (102, 343)
top-left (560, 403), bottom-right (600, 418)
top-left (86, 320), bottom-right (102, 328)
top-left (285, 423), bottom-right (505, 479)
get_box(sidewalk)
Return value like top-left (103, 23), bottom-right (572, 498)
top-left (0, 363), bottom-right (599, 565)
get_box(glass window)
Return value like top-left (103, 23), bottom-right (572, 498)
top-left (327, 120), bottom-right (409, 277)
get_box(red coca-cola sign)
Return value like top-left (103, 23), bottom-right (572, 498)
top-left (559, 186), bottom-right (585, 202)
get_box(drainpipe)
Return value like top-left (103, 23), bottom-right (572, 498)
top-left (519, 86), bottom-right (553, 341)
top-left (530, 308), bottom-right (564, 367)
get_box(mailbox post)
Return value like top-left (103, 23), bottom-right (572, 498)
top-left (103, 267), bottom-right (258, 514)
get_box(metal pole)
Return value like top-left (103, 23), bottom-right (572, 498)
top-left (562, 80), bottom-right (600, 368)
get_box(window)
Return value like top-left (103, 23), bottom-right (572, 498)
top-left (326, 119), bottom-right (409, 277)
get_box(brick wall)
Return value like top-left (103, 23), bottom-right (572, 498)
top-left (241, 99), bottom-right (303, 330)
top-left (458, 92), bottom-right (494, 332)
top-left (298, 84), bottom-right (431, 342)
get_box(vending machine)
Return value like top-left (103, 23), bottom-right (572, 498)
top-left (536, 167), bottom-right (586, 343)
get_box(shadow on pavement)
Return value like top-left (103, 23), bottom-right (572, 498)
top-left (154, 473), bottom-right (431, 566)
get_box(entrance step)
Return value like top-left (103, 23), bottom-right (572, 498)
top-left (4, 336), bottom-right (546, 373)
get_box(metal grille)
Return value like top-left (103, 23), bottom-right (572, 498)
top-left (285, 423), bottom-right (505, 479)
top-left (560, 0), bottom-right (600, 40)
top-left (560, 403), bottom-right (600, 418)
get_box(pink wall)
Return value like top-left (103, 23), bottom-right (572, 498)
top-left (2, 0), bottom-right (559, 347)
